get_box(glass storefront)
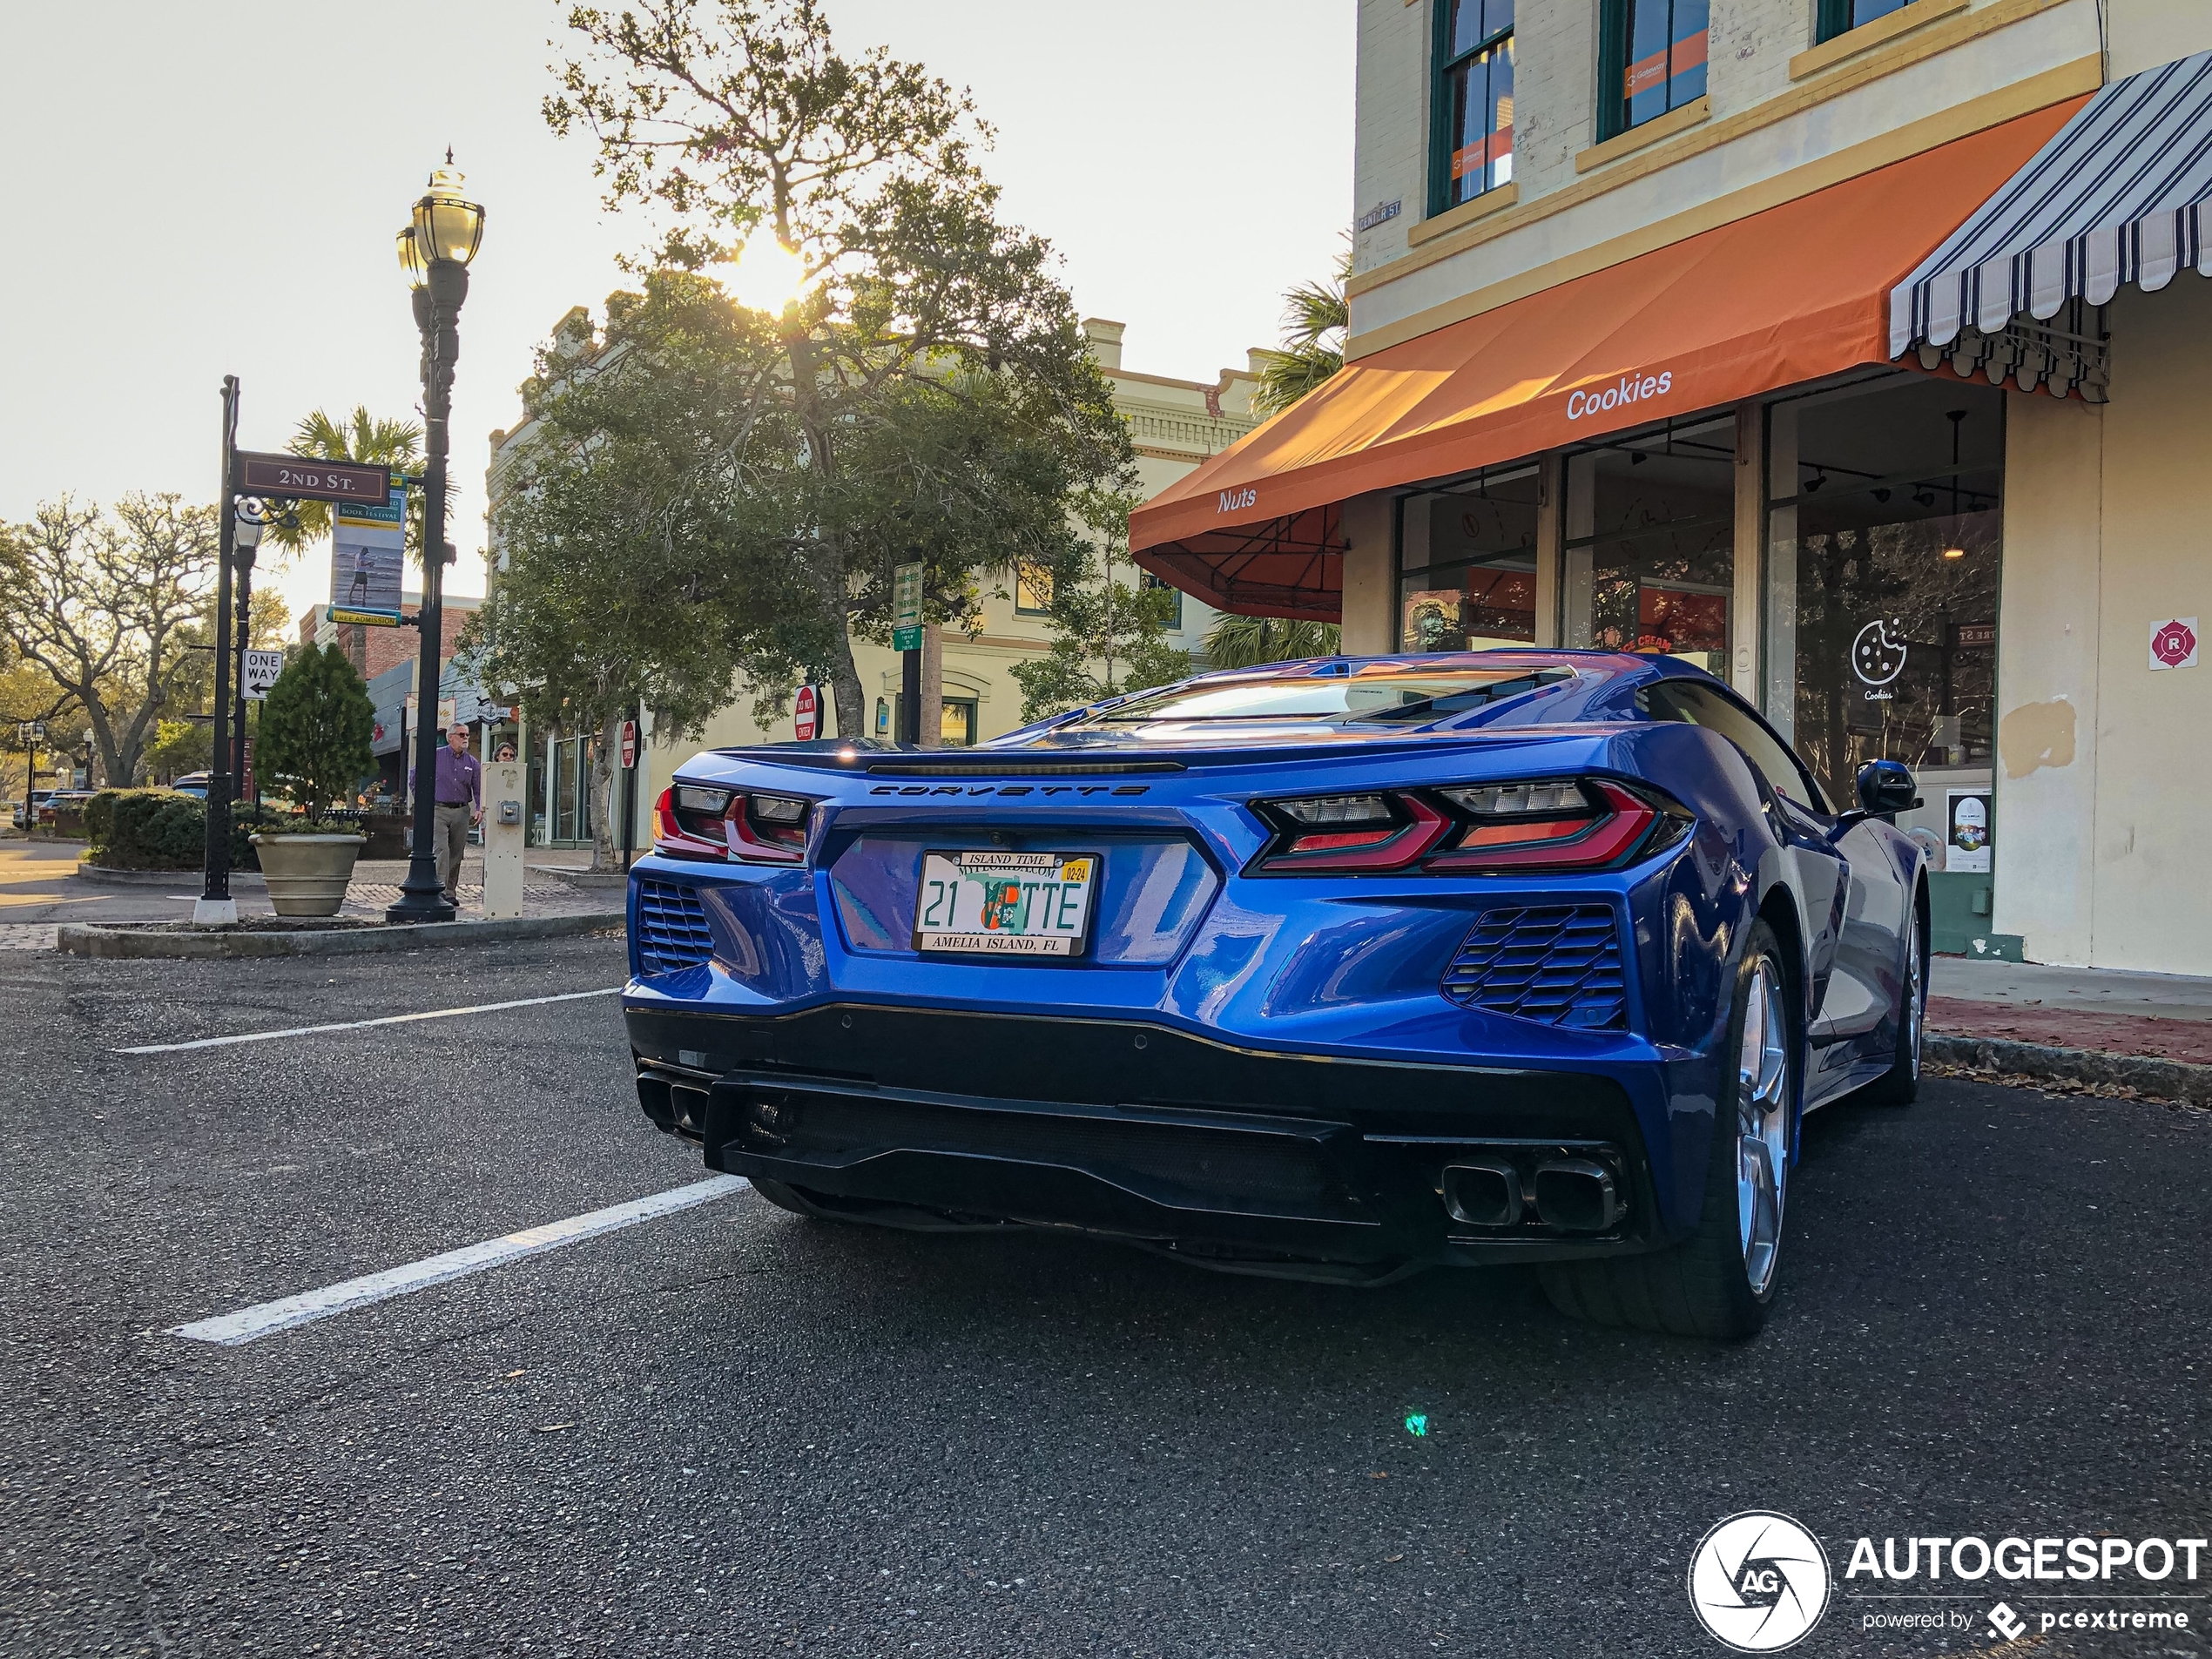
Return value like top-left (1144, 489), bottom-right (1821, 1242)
top-left (1764, 376), bottom-right (2003, 811)
top-left (1562, 415), bottom-right (1737, 676)
top-left (1398, 464), bottom-right (1541, 651)
top-left (548, 734), bottom-right (597, 846)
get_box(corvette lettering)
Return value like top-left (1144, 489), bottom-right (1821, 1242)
top-left (867, 784), bottom-right (1151, 798)
top-left (1566, 370), bottom-right (1673, 421)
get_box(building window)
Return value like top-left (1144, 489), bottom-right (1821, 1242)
top-left (1142, 571), bottom-right (1184, 631)
top-left (1561, 416), bottom-right (1737, 676)
top-left (1431, 0), bottom-right (1514, 216)
top-left (1397, 464), bottom-right (1541, 651)
top-left (941, 698), bottom-right (978, 747)
top-left (1815, 0), bottom-right (1916, 44)
top-left (1014, 565), bottom-right (1054, 616)
top-left (1598, 0), bottom-right (1708, 141)
top-left (1764, 377), bottom-right (2003, 814)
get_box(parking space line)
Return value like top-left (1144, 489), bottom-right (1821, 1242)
top-left (118, 987), bottom-right (622, 1054)
top-left (167, 1175), bottom-right (748, 1346)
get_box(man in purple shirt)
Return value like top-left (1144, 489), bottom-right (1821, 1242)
top-left (409, 723), bottom-right (482, 905)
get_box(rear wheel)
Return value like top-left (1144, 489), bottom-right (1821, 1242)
top-left (1539, 921), bottom-right (1793, 1340)
top-left (1861, 907), bottom-right (1926, 1106)
top-left (748, 1177), bottom-right (822, 1218)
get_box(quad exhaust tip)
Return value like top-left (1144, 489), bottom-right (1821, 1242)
top-left (1440, 1152), bottom-right (1623, 1234)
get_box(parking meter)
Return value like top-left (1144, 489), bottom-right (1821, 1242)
top-left (483, 761), bottom-right (526, 919)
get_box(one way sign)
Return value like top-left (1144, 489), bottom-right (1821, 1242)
top-left (242, 650), bottom-right (285, 700)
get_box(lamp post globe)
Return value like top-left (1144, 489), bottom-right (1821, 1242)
top-left (387, 158), bottom-right (486, 925)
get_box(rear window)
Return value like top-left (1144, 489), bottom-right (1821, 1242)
top-left (1079, 666), bottom-right (1577, 727)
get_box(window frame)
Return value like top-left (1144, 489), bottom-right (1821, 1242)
top-left (1813, 0), bottom-right (1914, 46)
top-left (1595, 0), bottom-right (1709, 143)
top-left (1427, 0), bottom-right (1516, 219)
top-left (1013, 564), bottom-right (1054, 617)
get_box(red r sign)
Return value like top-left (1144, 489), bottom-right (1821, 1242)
top-left (620, 719), bottom-right (637, 769)
top-left (2151, 618), bottom-right (2199, 671)
top-left (794, 684), bottom-right (819, 742)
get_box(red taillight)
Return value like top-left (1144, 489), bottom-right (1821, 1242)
top-left (1426, 781), bottom-right (1658, 872)
top-left (1250, 779), bottom-right (1678, 875)
top-left (651, 785), bottom-right (812, 865)
top-left (1258, 794), bottom-right (1451, 871)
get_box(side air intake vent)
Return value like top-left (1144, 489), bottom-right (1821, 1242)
top-left (636, 880), bottom-right (714, 974)
top-left (1441, 905), bottom-right (1626, 1029)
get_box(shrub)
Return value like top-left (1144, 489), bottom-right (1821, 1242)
top-left (257, 645), bottom-right (375, 819)
top-left (85, 789), bottom-right (195, 870)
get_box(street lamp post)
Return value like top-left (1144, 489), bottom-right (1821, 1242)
top-left (233, 505), bottom-right (265, 809)
top-left (194, 377), bottom-right (242, 925)
top-left (388, 159), bottom-right (485, 924)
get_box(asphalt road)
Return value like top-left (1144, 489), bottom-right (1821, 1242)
top-left (3, 935), bottom-right (2206, 1658)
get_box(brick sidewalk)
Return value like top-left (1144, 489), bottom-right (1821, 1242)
top-left (1927, 996), bottom-right (2212, 1065)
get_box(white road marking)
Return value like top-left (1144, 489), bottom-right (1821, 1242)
top-left (117, 986), bottom-right (622, 1054)
top-left (168, 1175), bottom-right (748, 1346)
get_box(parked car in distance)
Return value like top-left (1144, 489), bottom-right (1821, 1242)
top-left (37, 789), bottom-right (100, 833)
top-left (624, 651), bottom-right (1931, 1342)
top-left (170, 772), bottom-right (211, 799)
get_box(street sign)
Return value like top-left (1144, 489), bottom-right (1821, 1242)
top-left (241, 650), bottom-right (284, 700)
top-left (620, 719), bottom-right (638, 769)
top-left (793, 685), bottom-right (819, 742)
top-left (234, 451), bottom-right (394, 508)
top-left (893, 562), bottom-right (924, 652)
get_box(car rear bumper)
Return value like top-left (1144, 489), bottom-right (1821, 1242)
top-left (625, 1002), bottom-right (1677, 1278)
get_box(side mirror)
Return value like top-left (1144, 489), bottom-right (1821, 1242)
top-left (1856, 759), bottom-right (1920, 819)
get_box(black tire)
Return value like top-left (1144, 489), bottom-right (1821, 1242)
top-left (1860, 901), bottom-right (1926, 1106)
top-left (1538, 920), bottom-right (1794, 1341)
top-left (748, 1177), bottom-right (822, 1218)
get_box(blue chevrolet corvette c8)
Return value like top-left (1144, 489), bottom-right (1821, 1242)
top-left (624, 651), bottom-right (1929, 1339)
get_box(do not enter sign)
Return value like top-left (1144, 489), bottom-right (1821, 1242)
top-left (619, 719), bottom-right (637, 769)
top-left (794, 684), bottom-right (819, 742)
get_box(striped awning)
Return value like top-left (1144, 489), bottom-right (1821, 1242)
top-left (1891, 50), bottom-right (2212, 358)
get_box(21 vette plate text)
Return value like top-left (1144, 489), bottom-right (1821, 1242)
top-left (914, 850), bottom-right (1096, 957)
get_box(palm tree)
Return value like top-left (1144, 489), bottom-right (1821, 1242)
top-left (1250, 246), bottom-right (1351, 419)
top-left (1203, 612), bottom-right (1342, 671)
top-left (261, 406), bottom-right (424, 565)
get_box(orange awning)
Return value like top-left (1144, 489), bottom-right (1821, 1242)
top-left (1131, 100), bottom-right (2086, 621)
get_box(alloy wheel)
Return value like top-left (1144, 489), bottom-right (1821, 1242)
top-left (1736, 960), bottom-right (1791, 1298)
top-left (1904, 933), bottom-right (1924, 1080)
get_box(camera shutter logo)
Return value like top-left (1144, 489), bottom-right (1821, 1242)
top-left (1687, 1512), bottom-right (1831, 1652)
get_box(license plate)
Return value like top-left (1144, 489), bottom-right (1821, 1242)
top-left (913, 850), bottom-right (1098, 957)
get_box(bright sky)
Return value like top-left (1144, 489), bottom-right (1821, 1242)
top-left (0, 2), bottom-right (1352, 633)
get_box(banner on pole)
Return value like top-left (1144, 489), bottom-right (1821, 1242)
top-left (329, 482), bottom-right (407, 626)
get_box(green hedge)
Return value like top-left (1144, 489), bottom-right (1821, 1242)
top-left (84, 789), bottom-right (273, 872)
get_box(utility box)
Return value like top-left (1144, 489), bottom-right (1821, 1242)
top-left (483, 761), bottom-right (526, 920)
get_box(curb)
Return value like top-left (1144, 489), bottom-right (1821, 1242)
top-left (542, 867), bottom-right (630, 890)
top-left (57, 910), bottom-right (625, 960)
top-left (72, 864), bottom-right (266, 889)
top-left (1926, 1031), bottom-right (2212, 1105)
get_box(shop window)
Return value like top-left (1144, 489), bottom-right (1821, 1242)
top-left (1561, 417), bottom-right (1736, 675)
top-left (941, 698), bottom-right (978, 748)
top-left (1014, 565), bottom-right (1054, 616)
top-left (1598, 0), bottom-right (1709, 141)
top-left (1764, 376), bottom-right (2002, 813)
top-left (1142, 571), bottom-right (1184, 631)
top-left (1815, 0), bottom-right (1916, 44)
top-left (1398, 465), bottom-right (1541, 651)
top-left (1430, 0), bottom-right (1514, 215)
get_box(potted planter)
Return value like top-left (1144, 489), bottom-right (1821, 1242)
top-left (252, 830), bottom-right (367, 916)
top-left (248, 644), bottom-right (380, 918)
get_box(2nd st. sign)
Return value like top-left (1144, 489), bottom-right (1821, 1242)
top-left (233, 451), bottom-right (393, 507)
